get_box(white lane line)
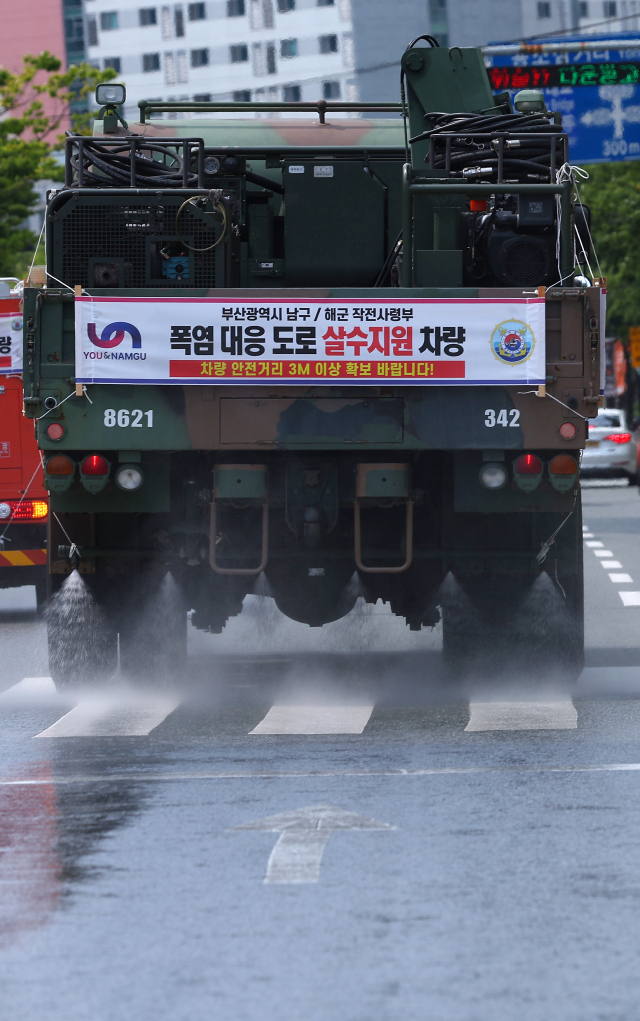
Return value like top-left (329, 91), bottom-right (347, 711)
top-left (34, 694), bottom-right (180, 737)
top-left (583, 533), bottom-right (594, 538)
top-left (609, 573), bottom-right (633, 583)
top-left (249, 704), bottom-right (374, 735)
top-left (620, 592), bottom-right (640, 607)
top-left (465, 700), bottom-right (577, 732)
top-left (585, 540), bottom-right (604, 547)
top-left (594, 550), bottom-right (614, 557)
top-left (6, 762), bottom-right (640, 786)
top-left (600, 560), bottom-right (622, 569)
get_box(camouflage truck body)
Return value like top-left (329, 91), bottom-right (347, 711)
top-left (25, 46), bottom-right (601, 684)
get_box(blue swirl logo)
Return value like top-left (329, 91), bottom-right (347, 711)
top-left (88, 321), bottom-right (142, 349)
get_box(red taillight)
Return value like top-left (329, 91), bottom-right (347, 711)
top-left (470, 199), bottom-right (487, 212)
top-left (514, 453), bottom-right (543, 474)
top-left (45, 422), bottom-right (65, 441)
top-left (81, 454), bottom-right (110, 476)
top-left (0, 500), bottom-right (48, 521)
top-left (559, 421), bottom-right (578, 440)
top-left (605, 433), bottom-right (631, 444)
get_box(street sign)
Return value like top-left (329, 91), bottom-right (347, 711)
top-left (233, 804), bottom-right (394, 883)
top-left (486, 39), bottom-right (640, 163)
top-left (490, 63), bottom-right (640, 89)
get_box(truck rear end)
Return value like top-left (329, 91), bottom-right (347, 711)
top-left (24, 45), bottom-right (601, 688)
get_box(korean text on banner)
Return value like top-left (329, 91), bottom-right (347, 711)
top-left (0, 300), bottom-right (23, 375)
top-left (75, 297), bottom-right (546, 387)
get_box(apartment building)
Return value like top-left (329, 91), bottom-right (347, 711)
top-left (83, 0), bottom-right (525, 117)
top-left (519, 0), bottom-right (640, 40)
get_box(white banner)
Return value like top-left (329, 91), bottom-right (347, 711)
top-left (0, 301), bottom-right (23, 375)
top-left (75, 296), bottom-right (546, 386)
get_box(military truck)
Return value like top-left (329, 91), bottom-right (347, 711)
top-left (23, 41), bottom-right (601, 688)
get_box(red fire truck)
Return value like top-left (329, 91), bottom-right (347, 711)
top-left (0, 288), bottom-right (48, 608)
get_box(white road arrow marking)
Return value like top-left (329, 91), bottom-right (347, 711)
top-left (233, 804), bottom-right (394, 884)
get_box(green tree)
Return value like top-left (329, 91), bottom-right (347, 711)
top-left (0, 52), bottom-right (116, 276)
top-left (579, 162), bottom-right (640, 335)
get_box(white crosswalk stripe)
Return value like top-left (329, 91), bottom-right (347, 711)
top-left (34, 694), bottom-right (180, 737)
top-left (250, 704), bottom-right (374, 735)
top-left (465, 700), bottom-right (577, 732)
top-left (0, 677), bottom-right (59, 704)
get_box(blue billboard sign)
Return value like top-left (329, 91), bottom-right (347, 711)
top-left (485, 38), bottom-right (640, 164)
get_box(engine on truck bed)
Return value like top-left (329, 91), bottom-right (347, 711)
top-left (24, 42), bottom-right (602, 689)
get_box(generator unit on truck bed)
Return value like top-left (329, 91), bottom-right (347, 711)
top-left (24, 46), bottom-right (601, 689)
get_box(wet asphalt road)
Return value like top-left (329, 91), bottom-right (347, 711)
top-left (1, 483), bottom-right (640, 1021)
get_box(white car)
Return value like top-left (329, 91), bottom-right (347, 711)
top-left (581, 408), bottom-right (638, 483)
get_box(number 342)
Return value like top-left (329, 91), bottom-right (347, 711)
top-left (485, 409), bottom-right (520, 428)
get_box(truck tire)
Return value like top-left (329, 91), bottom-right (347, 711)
top-left (35, 578), bottom-right (48, 616)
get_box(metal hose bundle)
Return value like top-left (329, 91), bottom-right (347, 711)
top-left (411, 111), bottom-right (566, 183)
top-left (67, 138), bottom-right (199, 188)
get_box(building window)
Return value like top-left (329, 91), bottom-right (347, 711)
top-left (283, 84), bottom-right (301, 101)
top-left (143, 52), bottom-right (161, 70)
top-left (139, 7), bottom-right (157, 24)
top-left (191, 47), bottom-right (209, 66)
top-left (189, 1), bottom-right (206, 16)
top-left (87, 18), bottom-right (98, 45)
top-left (280, 38), bottom-right (297, 57)
top-left (266, 41), bottom-right (277, 73)
top-left (193, 92), bottom-right (211, 100)
top-left (317, 0), bottom-right (334, 5)
top-left (263, 0), bottom-right (275, 27)
top-left (322, 80), bottom-right (340, 99)
top-left (603, 0), bottom-right (617, 13)
top-left (104, 57), bottom-right (121, 72)
top-left (227, 0), bottom-right (245, 13)
top-left (100, 11), bottom-right (119, 29)
top-left (161, 5), bottom-right (172, 37)
top-left (278, 0), bottom-right (295, 9)
top-left (233, 89), bottom-right (252, 100)
top-left (65, 16), bottom-right (85, 53)
top-left (177, 49), bottom-right (188, 81)
top-left (250, 0), bottom-right (273, 28)
top-left (537, 0), bottom-right (551, 15)
top-left (175, 6), bottom-right (185, 34)
top-left (230, 43), bottom-right (249, 61)
top-left (319, 34), bottom-right (338, 53)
